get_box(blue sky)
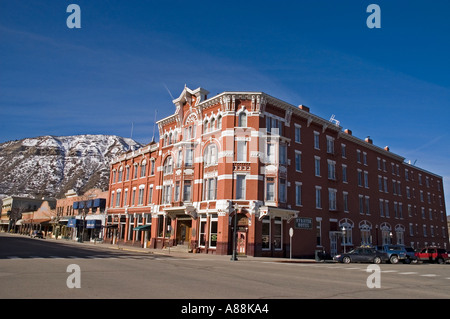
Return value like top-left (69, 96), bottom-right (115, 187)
top-left (0, 0), bottom-right (449, 210)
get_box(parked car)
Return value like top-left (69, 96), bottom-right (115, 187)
top-left (30, 230), bottom-right (44, 238)
top-left (404, 246), bottom-right (418, 264)
top-left (415, 247), bottom-right (449, 264)
top-left (375, 244), bottom-right (407, 264)
top-left (334, 247), bottom-right (389, 264)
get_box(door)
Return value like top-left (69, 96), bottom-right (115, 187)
top-left (237, 231), bottom-right (247, 255)
top-left (329, 232), bottom-right (338, 256)
top-left (176, 219), bottom-right (191, 245)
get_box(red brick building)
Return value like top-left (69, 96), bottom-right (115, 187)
top-left (106, 86), bottom-right (448, 258)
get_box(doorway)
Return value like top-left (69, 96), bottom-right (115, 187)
top-left (237, 231), bottom-right (247, 255)
top-left (176, 219), bottom-right (192, 246)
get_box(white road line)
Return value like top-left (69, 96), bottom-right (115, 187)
top-left (421, 274), bottom-right (439, 277)
top-left (399, 272), bottom-right (418, 275)
top-left (381, 270), bottom-right (398, 273)
top-left (7, 256), bottom-right (20, 259)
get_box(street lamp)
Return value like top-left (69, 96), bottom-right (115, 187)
top-left (342, 226), bottom-right (347, 253)
top-left (230, 203), bottom-right (239, 261)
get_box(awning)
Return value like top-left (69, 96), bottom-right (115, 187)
top-left (22, 218), bottom-right (52, 225)
top-left (133, 224), bottom-right (151, 231)
top-left (259, 206), bottom-right (299, 222)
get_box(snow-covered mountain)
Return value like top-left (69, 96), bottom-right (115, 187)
top-left (0, 135), bottom-right (143, 199)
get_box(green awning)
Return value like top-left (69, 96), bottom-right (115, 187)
top-left (133, 224), bottom-right (151, 231)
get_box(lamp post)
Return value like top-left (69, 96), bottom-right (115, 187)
top-left (230, 203), bottom-right (239, 261)
top-left (342, 226), bottom-right (347, 253)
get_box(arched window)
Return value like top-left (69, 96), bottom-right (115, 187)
top-left (210, 117), bottom-right (215, 131)
top-left (163, 156), bottom-right (173, 175)
top-left (204, 143), bottom-right (218, 166)
top-left (217, 115), bottom-right (222, 129)
top-left (203, 120), bottom-right (209, 134)
top-left (238, 112), bottom-right (247, 127)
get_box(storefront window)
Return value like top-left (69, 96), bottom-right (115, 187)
top-left (199, 215), bottom-right (207, 247)
top-left (273, 217), bottom-right (282, 250)
top-left (209, 214), bottom-right (218, 248)
top-left (262, 216), bottom-right (270, 250)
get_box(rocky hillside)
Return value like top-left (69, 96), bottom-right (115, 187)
top-left (0, 135), bottom-right (142, 199)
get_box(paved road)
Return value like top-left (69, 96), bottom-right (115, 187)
top-left (1, 232), bottom-right (449, 301)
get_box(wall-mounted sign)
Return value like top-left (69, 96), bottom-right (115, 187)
top-left (295, 217), bottom-right (312, 230)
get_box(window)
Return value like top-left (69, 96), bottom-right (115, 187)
top-left (183, 180), bottom-right (192, 202)
top-left (343, 192), bottom-right (349, 212)
top-left (148, 186), bottom-right (153, 204)
top-left (365, 197), bottom-right (370, 215)
top-left (328, 188), bottom-right (337, 211)
top-left (133, 164), bottom-right (138, 179)
top-left (125, 166), bottom-right (130, 180)
top-left (363, 152), bottom-right (367, 165)
top-left (140, 161), bottom-right (146, 178)
top-left (379, 199), bottom-right (384, 217)
top-left (131, 188), bottom-right (136, 206)
top-left (342, 165), bottom-right (348, 183)
top-left (138, 186), bottom-right (144, 205)
top-left (279, 144), bottom-right (287, 165)
top-left (115, 189), bottom-right (121, 207)
top-left (209, 214), bottom-right (218, 248)
top-left (359, 195), bottom-right (364, 214)
top-left (315, 187), bottom-right (322, 209)
top-left (158, 215), bottom-right (165, 237)
top-left (357, 150), bottom-right (361, 163)
top-left (162, 184), bottom-right (172, 204)
top-left (236, 175), bottom-right (246, 199)
top-left (364, 171), bottom-right (369, 188)
top-left (314, 132), bottom-right (320, 149)
top-left (328, 160), bottom-right (336, 180)
top-left (266, 178), bottom-right (275, 201)
top-left (199, 215), bottom-right (207, 247)
top-left (273, 217), bottom-right (282, 250)
top-left (118, 167), bottom-right (123, 182)
top-left (378, 176), bottom-right (383, 192)
top-left (295, 182), bottom-right (302, 206)
top-left (262, 216), bottom-right (270, 250)
top-left (204, 143), bottom-right (218, 166)
top-left (238, 112), bottom-right (247, 127)
top-left (150, 160), bottom-right (155, 175)
top-left (237, 141), bottom-right (247, 162)
top-left (267, 143), bottom-right (275, 164)
top-left (357, 169), bottom-right (363, 186)
top-left (123, 189), bottom-right (128, 206)
top-left (326, 136), bottom-right (334, 154)
top-left (217, 115), bottom-right (222, 129)
top-left (163, 156), bottom-right (173, 175)
top-left (174, 181), bottom-right (181, 202)
top-left (341, 144), bottom-right (346, 158)
top-left (315, 157), bottom-right (321, 177)
top-left (295, 151), bottom-right (302, 172)
top-left (110, 192), bottom-right (114, 207)
top-left (185, 146), bottom-right (194, 167)
top-left (279, 178), bottom-right (287, 203)
top-left (204, 177), bottom-right (217, 201)
top-left (294, 125), bottom-right (301, 143)
top-left (385, 201), bottom-right (390, 218)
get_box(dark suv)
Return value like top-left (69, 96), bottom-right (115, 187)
top-left (375, 244), bottom-right (407, 264)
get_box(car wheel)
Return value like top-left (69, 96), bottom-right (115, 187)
top-left (390, 255), bottom-right (399, 264)
top-left (373, 256), bottom-right (382, 264)
top-left (437, 258), bottom-right (444, 264)
top-left (404, 258), bottom-right (411, 264)
top-left (343, 256), bottom-right (351, 264)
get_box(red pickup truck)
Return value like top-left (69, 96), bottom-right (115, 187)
top-left (415, 247), bottom-right (449, 264)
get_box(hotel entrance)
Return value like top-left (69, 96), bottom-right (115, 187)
top-left (176, 218), bottom-right (192, 246)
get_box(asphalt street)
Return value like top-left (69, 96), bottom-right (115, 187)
top-left (1, 232), bottom-right (449, 301)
